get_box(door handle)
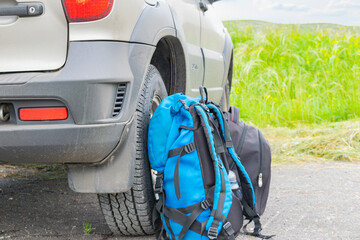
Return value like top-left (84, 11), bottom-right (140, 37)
top-left (0, 3), bottom-right (43, 17)
top-left (199, 1), bottom-right (208, 12)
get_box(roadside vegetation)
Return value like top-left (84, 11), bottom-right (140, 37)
top-left (225, 20), bottom-right (360, 163)
top-left (83, 221), bottom-right (94, 234)
top-left (225, 20), bottom-right (360, 127)
top-left (263, 120), bottom-right (360, 163)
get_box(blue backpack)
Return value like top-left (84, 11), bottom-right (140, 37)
top-left (148, 88), bottom-right (271, 240)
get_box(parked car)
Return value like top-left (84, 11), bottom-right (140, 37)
top-left (0, 0), bottom-right (233, 236)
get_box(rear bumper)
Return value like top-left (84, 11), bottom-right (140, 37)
top-left (0, 122), bottom-right (125, 164)
top-left (0, 41), bottom-right (155, 164)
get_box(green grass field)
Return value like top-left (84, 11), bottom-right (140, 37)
top-left (263, 120), bottom-right (360, 163)
top-left (225, 20), bottom-right (360, 128)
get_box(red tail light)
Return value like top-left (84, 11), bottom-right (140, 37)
top-left (19, 108), bottom-right (68, 121)
top-left (62, 0), bottom-right (114, 22)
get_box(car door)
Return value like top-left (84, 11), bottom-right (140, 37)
top-left (198, 0), bottom-right (226, 101)
top-left (166, 0), bottom-right (204, 96)
top-left (0, 0), bottom-right (68, 73)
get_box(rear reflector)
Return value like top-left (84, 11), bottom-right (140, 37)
top-left (19, 108), bottom-right (68, 121)
top-left (62, 0), bottom-right (114, 22)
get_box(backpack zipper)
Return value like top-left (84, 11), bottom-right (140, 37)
top-left (258, 130), bottom-right (263, 188)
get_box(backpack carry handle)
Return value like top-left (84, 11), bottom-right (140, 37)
top-left (199, 86), bottom-right (208, 104)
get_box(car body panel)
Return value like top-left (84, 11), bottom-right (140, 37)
top-left (200, 0), bottom-right (227, 101)
top-left (166, 0), bottom-right (204, 96)
top-left (0, 0), bottom-right (68, 73)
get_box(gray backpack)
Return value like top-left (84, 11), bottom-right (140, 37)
top-left (224, 106), bottom-right (271, 216)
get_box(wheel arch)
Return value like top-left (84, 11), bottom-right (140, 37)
top-left (130, 1), bottom-right (175, 46)
top-left (150, 36), bottom-right (186, 95)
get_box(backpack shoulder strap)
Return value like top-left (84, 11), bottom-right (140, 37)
top-left (194, 105), bottom-right (233, 240)
top-left (207, 105), bottom-right (256, 209)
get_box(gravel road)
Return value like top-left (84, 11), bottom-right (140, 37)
top-left (0, 162), bottom-right (359, 240)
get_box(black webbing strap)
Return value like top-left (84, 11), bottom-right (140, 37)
top-left (207, 117), bottom-right (226, 154)
top-left (154, 172), bottom-right (164, 195)
top-left (168, 142), bottom-right (196, 158)
top-left (241, 199), bottom-right (275, 239)
top-left (179, 105), bottom-right (200, 132)
top-left (241, 198), bottom-right (258, 219)
top-left (223, 222), bottom-right (236, 240)
top-left (155, 228), bottom-right (170, 240)
top-left (178, 202), bottom-right (206, 239)
top-left (156, 200), bottom-right (210, 238)
top-left (154, 187), bottom-right (173, 240)
top-left (208, 163), bottom-right (227, 239)
top-left (154, 197), bottom-right (173, 240)
top-left (168, 142), bottom-right (196, 200)
top-left (243, 217), bottom-right (275, 239)
top-left (216, 107), bottom-right (234, 148)
top-left (177, 199), bottom-right (210, 214)
top-left (179, 125), bottom-right (197, 131)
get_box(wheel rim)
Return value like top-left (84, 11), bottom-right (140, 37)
top-left (150, 94), bottom-right (161, 119)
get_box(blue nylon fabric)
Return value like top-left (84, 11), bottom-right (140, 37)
top-left (148, 94), bottom-right (200, 172)
top-left (228, 147), bottom-right (256, 208)
top-left (164, 144), bottom-right (206, 208)
top-left (194, 106), bottom-right (225, 233)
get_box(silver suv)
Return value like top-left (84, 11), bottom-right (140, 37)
top-left (0, 0), bottom-right (233, 236)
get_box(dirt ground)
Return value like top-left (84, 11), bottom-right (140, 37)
top-left (0, 162), bottom-right (359, 240)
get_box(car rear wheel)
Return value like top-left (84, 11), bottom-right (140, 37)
top-left (98, 65), bottom-right (167, 236)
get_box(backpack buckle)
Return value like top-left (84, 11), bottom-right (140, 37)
top-left (217, 160), bottom-right (223, 169)
top-left (207, 226), bottom-right (218, 240)
top-left (223, 222), bottom-right (235, 236)
top-left (200, 199), bottom-right (211, 210)
top-left (184, 142), bottom-right (196, 154)
top-left (154, 174), bottom-right (164, 194)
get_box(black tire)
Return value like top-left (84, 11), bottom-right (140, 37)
top-left (98, 65), bottom-right (167, 236)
